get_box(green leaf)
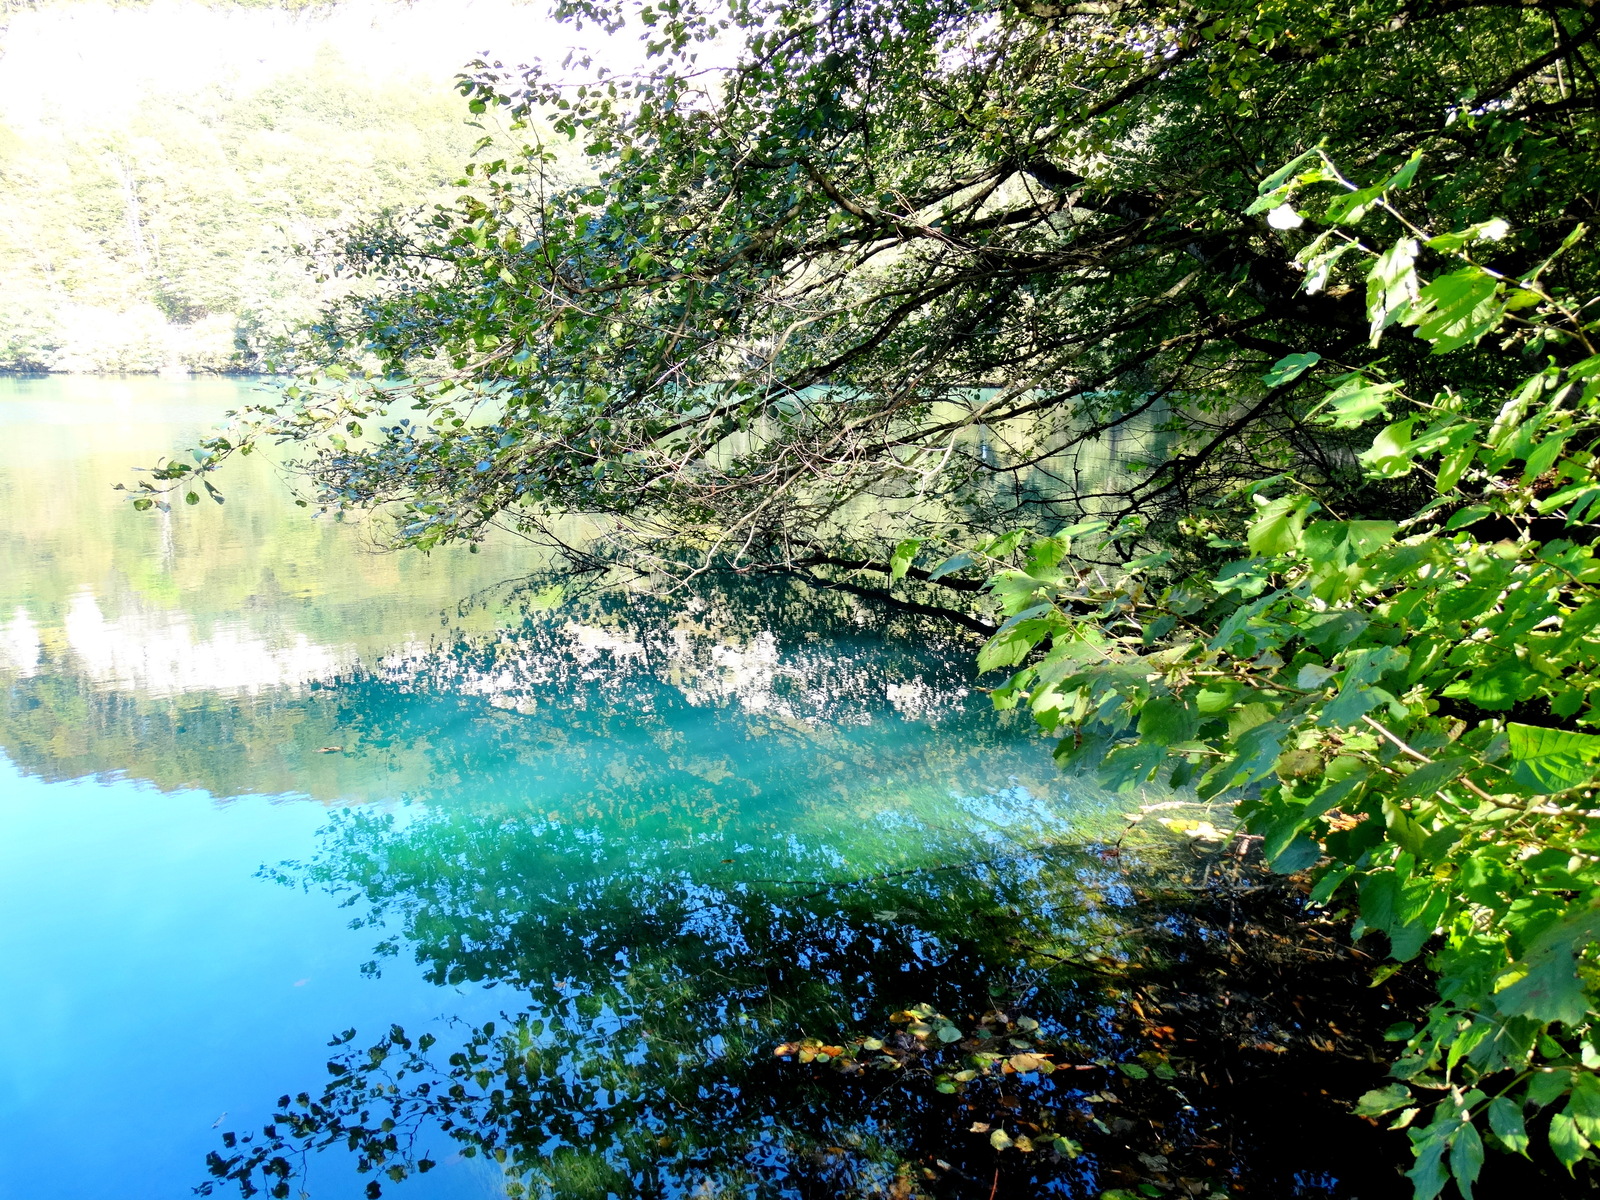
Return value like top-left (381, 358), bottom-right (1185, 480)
top-left (1406, 267), bottom-right (1503, 354)
top-left (1302, 520), bottom-right (1397, 567)
top-left (1570, 1073), bottom-right (1600, 1142)
top-left (1391, 757), bottom-right (1473, 801)
top-left (1316, 375), bottom-right (1397, 428)
top-left (1506, 723), bottom-right (1600, 793)
top-left (1269, 834), bottom-right (1321, 873)
top-left (1450, 1119), bottom-right (1484, 1199)
top-left (927, 552), bottom-right (975, 581)
top-left (1406, 1133), bottom-right (1450, 1200)
top-left (1262, 352), bottom-right (1320, 388)
top-left (1385, 152), bottom-right (1423, 191)
top-left (1527, 1070), bottom-right (1571, 1109)
top-left (1494, 907), bottom-right (1600, 1026)
top-left (1256, 147), bottom-right (1322, 194)
top-left (1425, 219), bottom-right (1511, 254)
top-left (1486, 1098), bottom-right (1529, 1156)
top-left (1325, 184), bottom-right (1384, 225)
top-left (1548, 1111), bottom-right (1589, 1173)
top-left (888, 538), bottom-right (922, 581)
top-left (1248, 494), bottom-right (1311, 555)
top-left (1137, 698), bottom-right (1196, 747)
top-left (1445, 505), bottom-right (1493, 530)
top-left (978, 626), bottom-right (1042, 673)
top-left (1367, 237), bottom-right (1419, 345)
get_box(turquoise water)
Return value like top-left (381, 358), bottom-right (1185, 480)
top-left (0, 378), bottom-right (1101, 1199)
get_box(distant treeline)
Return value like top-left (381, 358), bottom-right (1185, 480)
top-left (0, 28), bottom-right (480, 373)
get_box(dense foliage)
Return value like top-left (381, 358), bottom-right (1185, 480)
top-left (152, 0), bottom-right (1597, 586)
top-left (973, 153), bottom-right (1600, 1195)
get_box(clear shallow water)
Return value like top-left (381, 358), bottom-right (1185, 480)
top-left (0, 378), bottom-right (1105, 1199)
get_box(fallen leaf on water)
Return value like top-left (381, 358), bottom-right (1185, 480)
top-left (968, 1122), bottom-right (991, 1134)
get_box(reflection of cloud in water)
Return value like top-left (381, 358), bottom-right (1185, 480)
top-left (887, 676), bottom-right (968, 720)
top-left (61, 590), bottom-right (354, 697)
top-left (376, 615), bottom-right (973, 725)
top-left (0, 607), bottom-right (41, 677)
top-left (29, 587), bottom-right (973, 726)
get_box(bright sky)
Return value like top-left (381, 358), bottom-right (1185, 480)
top-left (0, 0), bottom-right (646, 128)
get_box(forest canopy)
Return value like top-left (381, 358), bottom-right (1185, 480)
top-left (156, 0), bottom-right (1600, 591)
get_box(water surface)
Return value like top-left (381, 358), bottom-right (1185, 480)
top-left (0, 377), bottom-right (1104, 1199)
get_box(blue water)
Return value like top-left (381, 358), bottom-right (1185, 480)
top-left (0, 378), bottom-right (1090, 1199)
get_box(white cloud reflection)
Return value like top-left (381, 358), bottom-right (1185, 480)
top-left (0, 607), bottom-right (42, 678)
top-left (15, 590), bottom-right (971, 726)
top-left (61, 590), bottom-right (352, 697)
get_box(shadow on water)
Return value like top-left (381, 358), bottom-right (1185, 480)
top-left (197, 800), bottom-right (1440, 1200)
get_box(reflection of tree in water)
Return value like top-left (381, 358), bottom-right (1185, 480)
top-left (0, 577), bottom-right (1033, 810)
top-left (202, 803), bottom-right (1428, 1200)
top-left (206, 804), bottom-right (1144, 1199)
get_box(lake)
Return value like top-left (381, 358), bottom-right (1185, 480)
top-left (0, 376), bottom-right (1431, 1200)
top-left (0, 376), bottom-right (1129, 1199)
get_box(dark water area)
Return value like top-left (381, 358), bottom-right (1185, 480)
top-left (0, 377), bottom-right (1545, 1200)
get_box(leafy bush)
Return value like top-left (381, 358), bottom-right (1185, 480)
top-left (974, 152), bottom-right (1600, 1197)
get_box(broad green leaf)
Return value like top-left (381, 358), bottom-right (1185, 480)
top-left (1359, 418), bottom-right (1418, 477)
top-left (1494, 907), bottom-right (1600, 1025)
top-left (1507, 723), bottom-right (1600, 793)
top-left (888, 538), bottom-right (921, 581)
top-left (1195, 681), bottom-right (1241, 713)
top-left (1296, 663), bottom-right (1336, 688)
top-left (1570, 1073), bottom-right (1600, 1142)
top-left (1547, 1112), bottom-right (1588, 1173)
top-left (1445, 505), bottom-right (1493, 530)
top-left (1262, 351), bottom-right (1320, 388)
top-left (1354, 1083), bottom-right (1412, 1116)
top-left (1449, 1119), bottom-right (1483, 1199)
top-left (1325, 184), bottom-right (1384, 225)
top-left (1268, 834), bottom-right (1321, 873)
top-left (1405, 1133), bottom-right (1450, 1200)
top-left (1248, 494), bottom-right (1310, 554)
top-left (1407, 267), bottom-right (1503, 353)
top-left (1527, 1070), bottom-right (1571, 1109)
top-left (1385, 152), bottom-right (1423, 190)
top-left (1391, 757), bottom-right (1473, 801)
top-left (1367, 237), bottom-right (1419, 345)
top-left (1256, 147), bottom-right (1321, 194)
top-left (1316, 375), bottom-right (1397, 428)
top-left (1302, 519), bottom-right (1397, 567)
top-left (1486, 1098), bottom-right (1529, 1156)
top-left (1137, 698), bottom-right (1196, 747)
top-left (978, 626), bottom-right (1041, 673)
top-left (927, 551), bottom-right (975, 581)
top-left (1425, 218), bottom-right (1511, 254)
